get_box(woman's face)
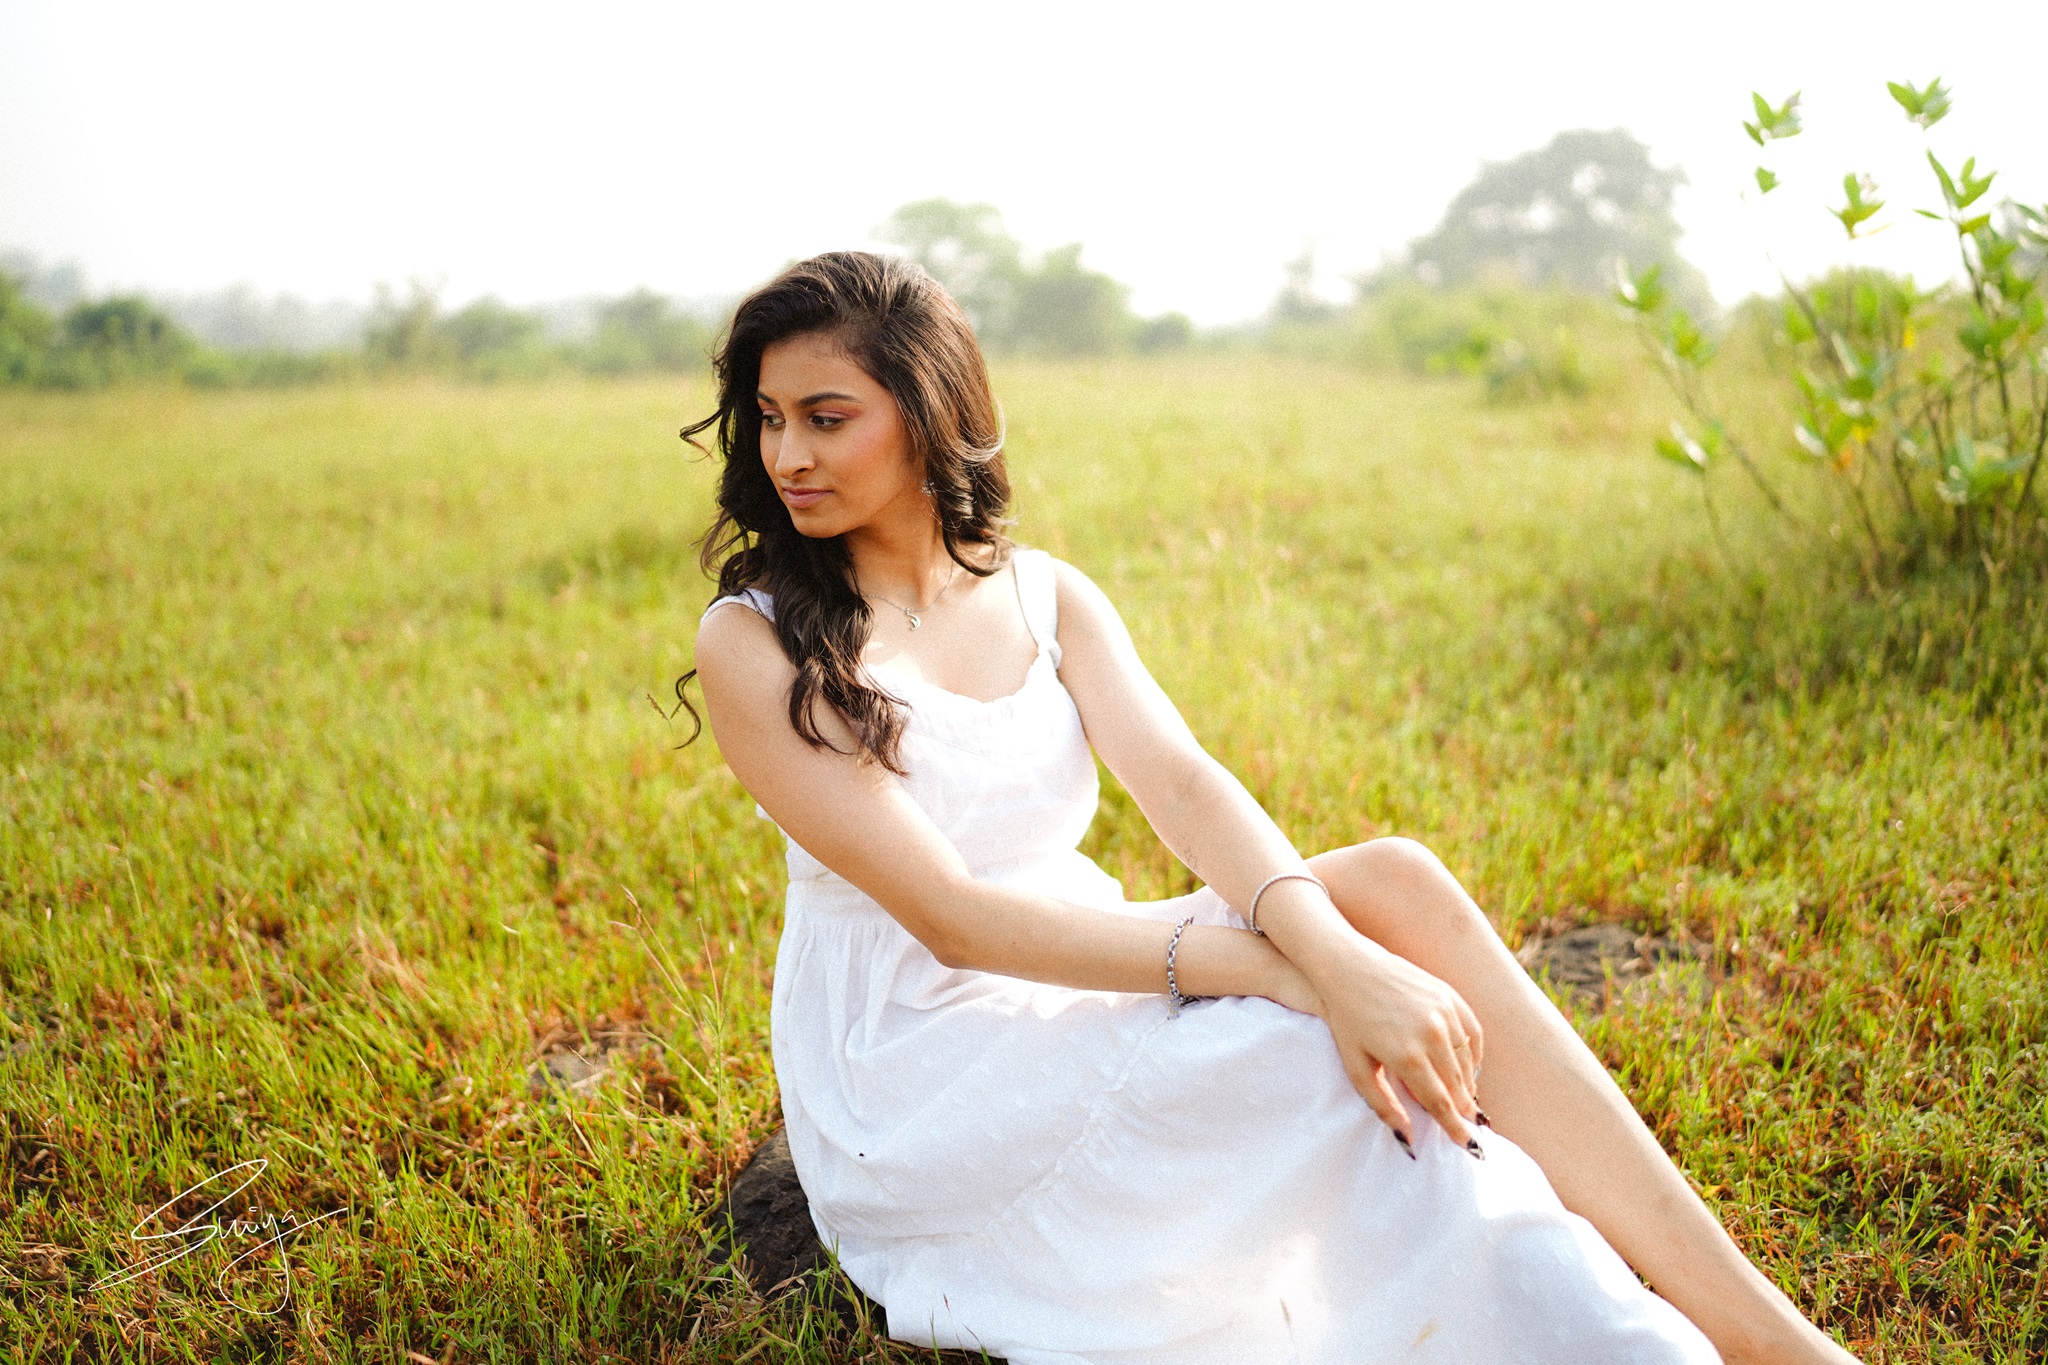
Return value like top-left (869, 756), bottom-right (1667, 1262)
top-left (757, 332), bottom-right (924, 541)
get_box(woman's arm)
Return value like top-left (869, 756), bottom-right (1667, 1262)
top-left (1049, 560), bottom-right (1483, 1147)
top-left (693, 601), bottom-right (1318, 1010)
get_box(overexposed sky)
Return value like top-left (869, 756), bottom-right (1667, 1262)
top-left (2, 0), bottom-right (2042, 323)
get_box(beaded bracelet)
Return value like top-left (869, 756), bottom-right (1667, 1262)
top-left (1245, 869), bottom-right (1329, 936)
top-left (1165, 915), bottom-right (1212, 1015)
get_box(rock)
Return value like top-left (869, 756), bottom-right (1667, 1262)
top-left (526, 1049), bottom-right (610, 1101)
top-left (524, 1027), bottom-right (667, 1103)
top-left (707, 1129), bottom-right (834, 1294)
top-left (1516, 922), bottom-right (1711, 1008)
top-left (707, 1129), bottom-right (1004, 1362)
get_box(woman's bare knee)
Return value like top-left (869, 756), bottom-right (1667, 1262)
top-left (1316, 836), bottom-right (1459, 910)
top-left (1313, 837), bottom-right (1492, 953)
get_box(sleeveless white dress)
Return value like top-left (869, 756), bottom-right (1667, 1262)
top-left (704, 549), bottom-right (1720, 1365)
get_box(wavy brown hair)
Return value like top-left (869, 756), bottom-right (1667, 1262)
top-left (677, 251), bottom-right (1011, 774)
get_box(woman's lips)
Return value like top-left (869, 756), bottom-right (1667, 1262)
top-left (780, 486), bottom-right (829, 509)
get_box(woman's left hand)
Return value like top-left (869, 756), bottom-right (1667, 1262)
top-left (1305, 933), bottom-right (1486, 1150)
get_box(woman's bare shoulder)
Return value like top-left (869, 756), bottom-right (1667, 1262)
top-left (693, 597), bottom-right (790, 692)
top-left (1045, 556), bottom-right (1125, 636)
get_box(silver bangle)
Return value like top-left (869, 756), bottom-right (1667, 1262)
top-left (1245, 870), bottom-right (1328, 936)
top-left (1165, 915), bottom-right (1211, 1014)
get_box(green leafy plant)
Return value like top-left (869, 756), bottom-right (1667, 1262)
top-left (1333, 279), bottom-right (1610, 402)
top-left (1621, 79), bottom-right (2048, 580)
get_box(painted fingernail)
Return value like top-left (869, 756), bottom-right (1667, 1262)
top-left (1394, 1130), bottom-right (1416, 1160)
top-left (1465, 1137), bottom-right (1486, 1160)
top-left (1474, 1110), bottom-right (1492, 1128)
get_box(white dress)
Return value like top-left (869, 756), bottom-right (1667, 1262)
top-left (704, 549), bottom-right (1721, 1365)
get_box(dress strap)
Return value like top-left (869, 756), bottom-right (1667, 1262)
top-left (701, 587), bottom-right (776, 625)
top-left (1009, 548), bottom-right (1060, 667)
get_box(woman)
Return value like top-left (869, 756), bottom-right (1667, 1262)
top-left (687, 251), bottom-right (1855, 1364)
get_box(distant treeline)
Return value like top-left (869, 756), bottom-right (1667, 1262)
top-left (0, 129), bottom-right (1714, 395)
top-left (875, 199), bottom-right (1195, 355)
top-left (0, 270), bottom-right (716, 390)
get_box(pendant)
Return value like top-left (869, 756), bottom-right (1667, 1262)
top-left (906, 613), bottom-right (921, 630)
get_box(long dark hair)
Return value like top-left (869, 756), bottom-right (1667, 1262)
top-left (677, 251), bottom-right (1011, 775)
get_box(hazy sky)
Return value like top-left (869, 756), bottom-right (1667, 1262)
top-left (2, 0), bottom-right (2042, 323)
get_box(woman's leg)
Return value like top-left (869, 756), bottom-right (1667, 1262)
top-left (1309, 837), bottom-right (1858, 1365)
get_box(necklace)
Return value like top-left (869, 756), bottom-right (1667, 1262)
top-left (862, 561), bottom-right (960, 631)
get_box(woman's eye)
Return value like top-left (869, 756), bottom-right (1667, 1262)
top-left (759, 411), bottom-right (782, 428)
top-left (810, 414), bottom-right (844, 429)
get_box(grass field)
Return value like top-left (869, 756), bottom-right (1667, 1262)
top-left (1, 359), bottom-right (2043, 1362)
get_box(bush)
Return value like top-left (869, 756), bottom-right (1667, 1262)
top-left (584, 290), bottom-right (709, 375)
top-left (1132, 312), bottom-right (1195, 353)
top-left (439, 297), bottom-right (554, 381)
top-left (50, 296), bottom-right (197, 386)
top-left (1337, 278), bottom-right (1615, 401)
top-left (186, 346), bottom-right (364, 389)
top-left (361, 285), bottom-right (541, 381)
top-left (1621, 80), bottom-right (2048, 580)
top-left (364, 280), bottom-right (453, 372)
top-left (0, 273), bottom-right (54, 383)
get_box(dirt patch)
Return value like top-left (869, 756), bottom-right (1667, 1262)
top-left (1516, 922), bottom-right (1715, 1010)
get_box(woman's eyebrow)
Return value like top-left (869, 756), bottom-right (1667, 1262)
top-left (756, 388), bottom-right (862, 408)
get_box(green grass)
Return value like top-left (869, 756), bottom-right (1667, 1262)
top-left (1, 361), bottom-right (2043, 1362)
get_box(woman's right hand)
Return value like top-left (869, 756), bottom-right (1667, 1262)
top-left (1253, 948), bottom-right (1326, 1018)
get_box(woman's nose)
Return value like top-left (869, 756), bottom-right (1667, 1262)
top-left (772, 430), bottom-right (814, 476)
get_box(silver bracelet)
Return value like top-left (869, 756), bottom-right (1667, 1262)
top-left (1165, 915), bottom-right (1211, 1014)
top-left (1245, 869), bottom-right (1328, 936)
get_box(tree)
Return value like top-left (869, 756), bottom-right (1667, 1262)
top-left (1270, 248), bottom-right (1341, 326)
top-left (877, 198), bottom-right (1157, 355)
top-left (587, 289), bottom-right (707, 374)
top-left (1009, 243), bottom-right (1131, 355)
top-left (438, 297), bottom-right (548, 376)
top-left (364, 279), bottom-right (451, 370)
top-left (877, 199), bottom-right (1024, 342)
top-left (0, 272), bottom-right (54, 383)
top-left (1133, 312), bottom-right (1195, 353)
top-left (1404, 129), bottom-right (1707, 307)
top-left (876, 198), bottom-right (1204, 355)
top-left (59, 296), bottom-right (195, 381)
